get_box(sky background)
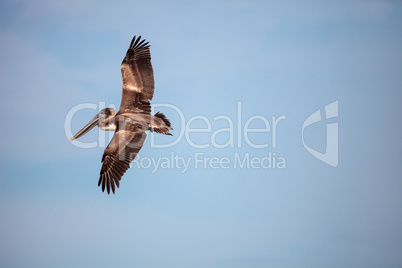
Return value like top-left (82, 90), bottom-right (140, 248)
top-left (1, 0), bottom-right (401, 267)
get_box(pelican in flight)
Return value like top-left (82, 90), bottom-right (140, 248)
top-left (71, 36), bottom-right (172, 194)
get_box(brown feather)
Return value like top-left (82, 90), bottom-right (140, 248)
top-left (92, 36), bottom-right (172, 194)
top-left (99, 127), bottom-right (147, 194)
top-left (119, 36), bottom-right (154, 114)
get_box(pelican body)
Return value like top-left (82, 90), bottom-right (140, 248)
top-left (71, 36), bottom-right (172, 194)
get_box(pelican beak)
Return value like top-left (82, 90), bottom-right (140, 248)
top-left (70, 113), bottom-right (103, 142)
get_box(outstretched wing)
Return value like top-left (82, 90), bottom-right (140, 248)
top-left (99, 124), bottom-right (147, 194)
top-left (119, 35), bottom-right (154, 113)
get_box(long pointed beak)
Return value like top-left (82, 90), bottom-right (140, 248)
top-left (70, 114), bottom-right (102, 142)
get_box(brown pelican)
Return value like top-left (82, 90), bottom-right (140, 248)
top-left (71, 36), bottom-right (172, 194)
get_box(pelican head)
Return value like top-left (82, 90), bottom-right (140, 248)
top-left (70, 108), bottom-right (116, 141)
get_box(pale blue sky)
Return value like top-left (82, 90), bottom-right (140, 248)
top-left (0, 1), bottom-right (401, 267)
